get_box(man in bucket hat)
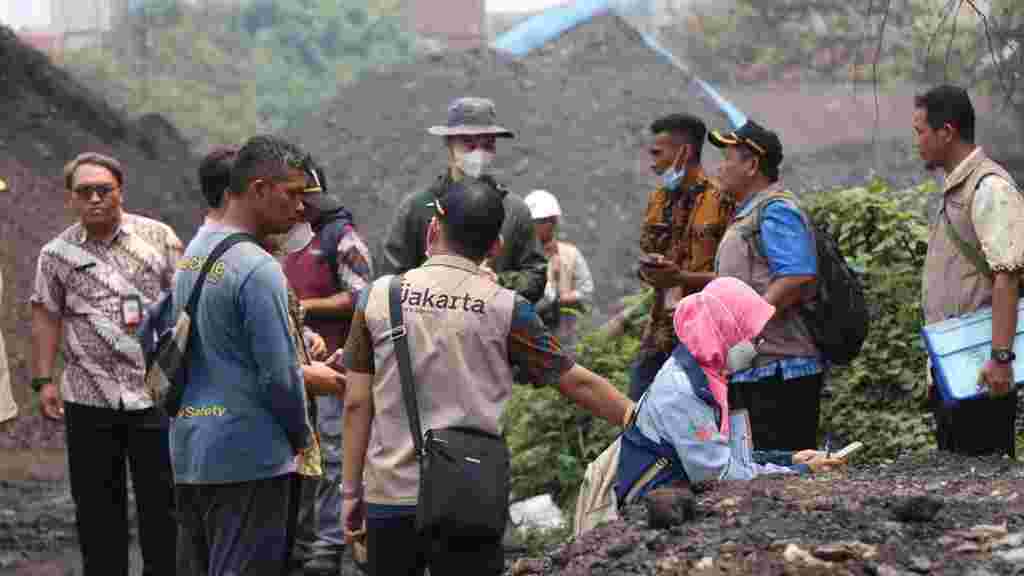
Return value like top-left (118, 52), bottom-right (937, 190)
top-left (380, 97), bottom-right (547, 303)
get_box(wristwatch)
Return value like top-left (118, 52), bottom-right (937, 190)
top-left (991, 348), bottom-right (1016, 364)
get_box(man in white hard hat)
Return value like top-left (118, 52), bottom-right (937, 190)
top-left (524, 189), bottom-right (594, 353)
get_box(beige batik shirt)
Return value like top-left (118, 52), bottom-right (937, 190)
top-left (0, 269), bottom-right (17, 422)
top-left (31, 214), bottom-right (182, 409)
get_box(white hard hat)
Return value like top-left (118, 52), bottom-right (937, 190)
top-left (524, 189), bottom-right (561, 220)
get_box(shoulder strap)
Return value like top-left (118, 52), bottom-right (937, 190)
top-left (185, 233), bottom-right (258, 317)
top-left (941, 171), bottom-right (1003, 280)
top-left (388, 274), bottom-right (425, 459)
top-left (741, 191), bottom-right (800, 257)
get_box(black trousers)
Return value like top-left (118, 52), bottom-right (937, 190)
top-left (176, 475), bottom-right (294, 576)
top-left (728, 371), bottom-right (825, 451)
top-left (64, 402), bottom-right (176, 576)
top-left (366, 515), bottom-right (504, 576)
top-left (929, 379), bottom-right (1018, 457)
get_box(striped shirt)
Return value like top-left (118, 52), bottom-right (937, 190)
top-left (31, 213), bottom-right (182, 409)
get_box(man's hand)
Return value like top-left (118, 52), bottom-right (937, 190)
top-left (304, 362), bottom-right (347, 396)
top-left (980, 359), bottom-right (1013, 398)
top-left (39, 382), bottom-right (64, 420)
top-left (306, 331), bottom-right (328, 360)
top-left (342, 496), bottom-right (366, 544)
top-left (640, 258), bottom-right (682, 290)
top-left (793, 449), bottom-right (847, 472)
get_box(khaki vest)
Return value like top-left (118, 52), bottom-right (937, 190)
top-left (923, 149), bottom-right (1018, 324)
top-left (0, 269), bottom-right (16, 423)
top-left (361, 255), bottom-right (517, 505)
top-left (715, 186), bottom-right (820, 366)
top-left (549, 241), bottom-right (578, 298)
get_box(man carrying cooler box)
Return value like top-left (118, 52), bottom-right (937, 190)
top-left (915, 85), bottom-right (1022, 457)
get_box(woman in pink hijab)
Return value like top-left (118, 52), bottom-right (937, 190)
top-left (614, 277), bottom-right (843, 505)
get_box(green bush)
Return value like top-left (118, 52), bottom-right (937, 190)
top-left (805, 179), bottom-right (935, 461)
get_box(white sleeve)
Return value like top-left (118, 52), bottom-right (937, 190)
top-left (972, 174), bottom-right (1024, 273)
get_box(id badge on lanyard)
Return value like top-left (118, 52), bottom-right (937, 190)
top-left (121, 295), bottom-right (143, 328)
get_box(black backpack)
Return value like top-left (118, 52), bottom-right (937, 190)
top-left (744, 192), bottom-right (869, 366)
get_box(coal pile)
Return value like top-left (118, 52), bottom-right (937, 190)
top-left (288, 14), bottom-right (730, 313)
top-left (0, 25), bottom-right (202, 441)
top-left (287, 14), bottom-right (931, 314)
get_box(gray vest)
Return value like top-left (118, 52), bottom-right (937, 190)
top-left (715, 186), bottom-right (820, 367)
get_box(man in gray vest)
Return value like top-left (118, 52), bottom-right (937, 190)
top-left (340, 178), bottom-right (634, 575)
top-left (709, 121), bottom-right (823, 451)
top-left (915, 85), bottom-right (1022, 456)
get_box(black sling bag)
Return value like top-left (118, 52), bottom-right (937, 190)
top-left (387, 274), bottom-right (510, 538)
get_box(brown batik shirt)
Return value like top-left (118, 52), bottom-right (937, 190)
top-left (639, 167), bottom-right (734, 353)
top-left (286, 286), bottom-right (323, 478)
top-left (31, 213), bottom-right (182, 410)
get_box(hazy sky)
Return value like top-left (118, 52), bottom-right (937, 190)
top-left (0, 0), bottom-right (50, 29)
top-left (487, 0), bottom-right (568, 13)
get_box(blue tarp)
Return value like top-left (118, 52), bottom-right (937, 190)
top-left (491, 0), bottom-right (613, 57)
top-left (490, 1), bottom-right (747, 129)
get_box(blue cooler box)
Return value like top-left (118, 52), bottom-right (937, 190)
top-left (921, 300), bottom-right (1024, 407)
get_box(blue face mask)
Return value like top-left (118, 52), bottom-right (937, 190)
top-left (660, 146), bottom-right (687, 191)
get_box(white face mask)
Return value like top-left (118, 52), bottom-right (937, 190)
top-left (281, 221), bottom-right (314, 255)
top-left (726, 339), bottom-right (758, 374)
top-left (456, 149), bottom-right (494, 179)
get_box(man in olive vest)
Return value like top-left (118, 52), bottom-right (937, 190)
top-left (380, 97), bottom-right (547, 304)
top-left (915, 85), bottom-right (1022, 456)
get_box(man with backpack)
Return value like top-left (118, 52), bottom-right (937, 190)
top-left (915, 85), bottom-right (1021, 457)
top-left (281, 163), bottom-right (372, 574)
top-left (172, 136), bottom-right (313, 574)
top-left (708, 121), bottom-right (825, 451)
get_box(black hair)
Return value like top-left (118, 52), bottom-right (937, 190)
top-left (914, 85), bottom-right (975, 143)
top-left (439, 178), bottom-right (506, 262)
top-left (198, 147), bottom-right (237, 208)
top-left (650, 114), bottom-right (706, 163)
top-left (230, 135), bottom-right (311, 198)
top-left (64, 152), bottom-right (124, 190)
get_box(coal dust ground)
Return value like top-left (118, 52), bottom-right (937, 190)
top-left (4, 450), bottom-right (1024, 575)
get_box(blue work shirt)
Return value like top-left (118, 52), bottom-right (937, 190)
top-left (171, 225), bottom-right (310, 484)
top-left (729, 193), bottom-right (823, 383)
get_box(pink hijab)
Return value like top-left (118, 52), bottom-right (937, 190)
top-left (673, 277), bottom-right (776, 436)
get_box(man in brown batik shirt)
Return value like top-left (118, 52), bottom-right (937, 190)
top-left (630, 114), bottom-right (734, 401)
